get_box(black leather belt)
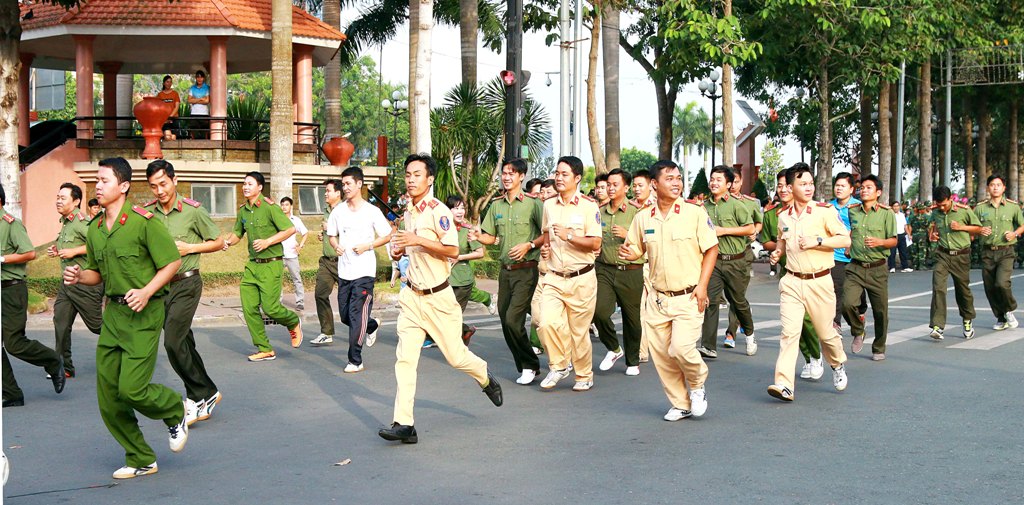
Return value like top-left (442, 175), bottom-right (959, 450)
top-left (252, 256), bottom-right (283, 264)
top-left (852, 259), bottom-right (887, 269)
top-left (658, 285), bottom-right (696, 297)
top-left (502, 260), bottom-right (538, 271)
top-left (986, 244), bottom-right (1015, 251)
top-left (937, 246), bottom-right (971, 256)
top-left (786, 268), bottom-right (831, 280)
top-left (550, 263), bottom-right (595, 279)
top-left (597, 262), bottom-right (643, 271)
top-left (108, 295), bottom-right (130, 305)
top-left (171, 269), bottom-right (200, 283)
top-left (408, 280), bottom-right (450, 296)
top-left (0, 279), bottom-right (25, 288)
top-left (718, 252), bottom-right (747, 261)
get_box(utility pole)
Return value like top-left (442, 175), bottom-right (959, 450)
top-left (559, 0), bottom-right (571, 157)
top-left (504, 0), bottom-right (524, 161)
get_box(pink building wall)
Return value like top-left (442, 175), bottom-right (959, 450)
top-left (22, 140), bottom-right (91, 246)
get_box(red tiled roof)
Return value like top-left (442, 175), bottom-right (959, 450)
top-left (20, 0), bottom-right (345, 41)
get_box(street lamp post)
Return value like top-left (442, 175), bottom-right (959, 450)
top-left (698, 70), bottom-right (722, 169)
top-left (381, 90), bottom-right (409, 165)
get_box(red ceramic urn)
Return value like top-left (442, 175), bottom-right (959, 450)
top-left (323, 136), bottom-right (355, 167)
top-left (134, 96), bottom-right (174, 159)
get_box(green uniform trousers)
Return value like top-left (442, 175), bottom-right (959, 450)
top-left (241, 260), bottom-right (300, 352)
top-left (2, 282), bottom-right (62, 401)
top-left (593, 263), bottom-right (643, 366)
top-left (164, 274), bottom-right (218, 401)
top-left (53, 282), bottom-right (103, 376)
top-left (96, 301), bottom-right (184, 468)
top-left (701, 258), bottom-right (754, 351)
top-left (469, 285), bottom-right (491, 307)
top-left (497, 266), bottom-right (540, 372)
top-left (930, 251), bottom-right (976, 328)
top-left (314, 256), bottom-right (339, 336)
top-left (842, 263), bottom-right (889, 354)
top-left (453, 284), bottom-right (475, 335)
top-left (726, 249), bottom-right (755, 336)
top-left (982, 247), bottom-right (1017, 320)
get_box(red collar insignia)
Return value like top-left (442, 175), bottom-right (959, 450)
top-left (119, 213), bottom-right (127, 225)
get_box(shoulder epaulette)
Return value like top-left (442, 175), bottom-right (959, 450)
top-left (580, 194), bottom-right (596, 203)
top-left (765, 202), bottom-right (779, 211)
top-left (976, 199), bottom-right (990, 206)
top-left (143, 199), bottom-right (158, 207)
top-left (816, 201), bottom-right (833, 208)
top-left (774, 204), bottom-right (789, 215)
top-left (264, 196), bottom-right (276, 205)
top-left (426, 199), bottom-right (439, 209)
top-left (1, 213), bottom-right (14, 224)
top-left (684, 199), bottom-right (700, 205)
top-left (523, 192), bottom-right (538, 199)
top-left (878, 203), bottom-right (891, 210)
top-left (182, 197), bottom-right (202, 208)
top-left (599, 201), bottom-right (608, 208)
top-left (629, 200), bottom-right (643, 208)
top-left (132, 206), bottom-right (154, 219)
top-left (1006, 198), bottom-right (1019, 205)
top-left (849, 203), bottom-right (862, 208)
top-left (740, 194), bottom-right (758, 201)
top-left (491, 194), bottom-right (504, 201)
top-left (88, 212), bottom-right (102, 225)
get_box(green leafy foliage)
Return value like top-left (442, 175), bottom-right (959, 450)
top-left (620, 147), bottom-right (658, 174)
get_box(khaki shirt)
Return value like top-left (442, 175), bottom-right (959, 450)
top-left (704, 194), bottom-right (754, 255)
top-left (404, 196), bottom-right (459, 290)
top-left (975, 199), bottom-right (1024, 247)
top-left (232, 196), bottom-right (295, 260)
top-left (56, 208), bottom-right (90, 270)
top-left (848, 202), bottom-right (898, 262)
top-left (930, 204), bottom-right (980, 250)
top-left (0, 208), bottom-right (34, 281)
top-left (84, 203), bottom-right (180, 296)
top-left (145, 195), bottom-right (221, 274)
top-left (598, 199), bottom-right (643, 265)
top-left (625, 198), bottom-right (718, 292)
top-left (542, 192), bottom-right (602, 273)
top-left (480, 191), bottom-right (543, 266)
top-left (778, 201), bottom-right (848, 274)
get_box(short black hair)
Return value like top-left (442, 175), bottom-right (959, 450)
top-left (933, 186), bottom-right (952, 202)
top-left (786, 163), bottom-right (813, 185)
top-left (633, 169), bottom-right (652, 183)
top-left (245, 171), bottom-right (265, 187)
top-left (0, 184), bottom-right (5, 206)
top-left (776, 168), bottom-right (790, 182)
top-left (341, 166), bottom-right (365, 183)
top-left (860, 174), bottom-right (883, 192)
top-left (59, 182), bottom-right (83, 204)
top-left (541, 179), bottom-right (556, 190)
top-left (503, 158), bottom-right (529, 175)
top-left (595, 173), bottom-right (609, 184)
top-left (445, 194), bottom-right (465, 210)
top-left (525, 178), bottom-right (543, 193)
top-left (731, 165), bottom-right (743, 181)
top-left (100, 157), bottom-right (133, 188)
top-left (146, 159), bottom-right (175, 180)
top-left (195, 70), bottom-right (206, 78)
top-left (405, 153), bottom-right (437, 177)
top-left (557, 156), bottom-right (584, 177)
top-left (323, 178), bottom-right (343, 192)
top-left (710, 165), bottom-right (734, 184)
top-left (607, 168), bottom-right (631, 186)
top-left (88, 198), bottom-right (99, 207)
top-left (833, 171), bottom-right (855, 187)
top-left (280, 196), bottom-right (293, 205)
top-left (649, 160), bottom-right (679, 181)
top-left (987, 174), bottom-right (1006, 186)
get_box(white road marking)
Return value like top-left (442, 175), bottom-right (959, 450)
top-left (948, 329), bottom-right (1024, 350)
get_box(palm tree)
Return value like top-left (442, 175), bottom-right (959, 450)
top-left (602, 1), bottom-right (621, 170)
top-left (321, 0), bottom-right (341, 139)
top-left (271, 0), bottom-right (293, 201)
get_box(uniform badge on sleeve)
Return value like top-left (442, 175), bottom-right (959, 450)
top-left (707, 217), bottom-right (715, 230)
top-left (595, 212), bottom-right (601, 224)
top-left (439, 216), bottom-right (451, 231)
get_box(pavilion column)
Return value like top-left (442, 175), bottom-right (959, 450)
top-left (97, 61), bottom-right (122, 139)
top-left (208, 36), bottom-right (228, 141)
top-left (294, 44), bottom-right (314, 144)
top-left (73, 35), bottom-right (95, 140)
top-left (18, 53), bottom-right (33, 147)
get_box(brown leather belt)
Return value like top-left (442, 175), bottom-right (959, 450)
top-left (408, 280), bottom-right (450, 296)
top-left (852, 259), bottom-right (887, 269)
top-left (550, 263), bottom-right (595, 279)
top-left (171, 269), bottom-right (200, 283)
top-left (719, 252), bottom-right (747, 261)
top-left (786, 268), bottom-right (831, 280)
top-left (986, 244), bottom-right (1015, 251)
top-left (597, 262), bottom-right (644, 271)
top-left (502, 260), bottom-right (538, 271)
top-left (0, 279), bottom-right (25, 288)
top-left (937, 246), bottom-right (971, 256)
top-left (658, 285), bottom-right (696, 297)
top-left (252, 256), bottom-right (283, 264)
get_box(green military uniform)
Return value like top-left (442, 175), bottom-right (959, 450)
top-left (2, 209), bottom-right (64, 403)
top-left (842, 202), bottom-right (897, 354)
top-left (84, 203), bottom-right (184, 469)
top-left (593, 199), bottom-right (644, 366)
top-left (975, 198), bottom-right (1024, 323)
top-left (929, 203), bottom-right (980, 328)
top-left (145, 195), bottom-right (221, 401)
top-left (760, 203), bottom-right (821, 363)
top-left (480, 191), bottom-right (543, 373)
top-left (727, 194), bottom-right (763, 337)
top-left (451, 224), bottom-right (485, 336)
top-left (53, 207), bottom-right (103, 376)
top-left (701, 194), bottom-right (755, 354)
top-left (234, 196), bottom-right (300, 352)
top-left (315, 202), bottom-right (340, 337)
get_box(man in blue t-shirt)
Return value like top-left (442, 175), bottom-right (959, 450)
top-left (829, 172), bottom-right (867, 331)
top-left (188, 70), bottom-right (210, 139)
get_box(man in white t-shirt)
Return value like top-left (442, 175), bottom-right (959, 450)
top-left (322, 167), bottom-right (395, 373)
top-left (279, 197), bottom-right (309, 309)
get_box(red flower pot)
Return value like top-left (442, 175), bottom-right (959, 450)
top-left (323, 136), bottom-right (355, 167)
top-left (134, 96), bottom-right (174, 159)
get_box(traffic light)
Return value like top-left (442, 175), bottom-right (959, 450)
top-left (500, 70), bottom-right (531, 88)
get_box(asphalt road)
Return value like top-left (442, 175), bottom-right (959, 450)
top-left (3, 268), bottom-right (1024, 504)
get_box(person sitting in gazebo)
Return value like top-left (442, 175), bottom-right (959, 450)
top-left (158, 75), bottom-right (180, 141)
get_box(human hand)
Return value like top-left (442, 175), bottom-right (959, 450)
top-left (47, 245), bottom-right (59, 257)
top-left (124, 288), bottom-right (153, 313)
top-left (611, 225), bottom-right (628, 239)
top-left (175, 241), bottom-right (193, 256)
top-left (540, 243), bottom-right (551, 260)
top-left (252, 239), bottom-right (269, 252)
top-left (508, 243), bottom-right (531, 261)
top-left (62, 265), bottom-right (80, 285)
top-left (618, 243), bottom-right (639, 262)
top-left (691, 285), bottom-right (709, 313)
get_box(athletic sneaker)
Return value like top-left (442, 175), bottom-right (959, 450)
top-left (516, 369), bottom-right (537, 385)
top-left (247, 351), bottom-right (276, 362)
top-left (184, 399), bottom-right (200, 426)
top-left (366, 325), bottom-right (378, 347)
top-left (851, 333), bottom-right (865, 353)
top-left (745, 334), bottom-right (757, 356)
top-left (540, 368), bottom-right (572, 389)
top-left (310, 334), bottom-right (334, 346)
top-left (832, 363), bottom-right (848, 391)
top-left (422, 339), bottom-right (437, 349)
top-left (901, 268), bottom-right (914, 273)
top-left (113, 463), bottom-right (158, 479)
top-left (625, 366), bottom-right (640, 376)
top-left (723, 334), bottom-right (736, 348)
top-left (487, 300), bottom-right (498, 315)
top-left (168, 402), bottom-right (189, 452)
top-left (767, 384), bottom-right (794, 402)
top-left (963, 320), bottom-right (975, 339)
top-left (698, 347), bottom-right (717, 359)
top-left (572, 380), bottom-right (594, 392)
top-left (993, 320), bottom-right (1010, 331)
top-left (809, 357), bottom-right (824, 380)
top-left (1008, 312), bottom-right (1019, 329)
top-left (689, 388), bottom-right (708, 417)
top-left (929, 326), bottom-right (944, 340)
top-left (289, 321), bottom-right (303, 348)
top-left (532, 346), bottom-right (544, 355)
top-left (344, 363), bottom-right (365, 373)
top-left (196, 391), bottom-right (221, 422)
top-left (589, 324), bottom-right (599, 341)
top-left (598, 349), bottom-right (624, 371)
top-left (664, 408), bottom-right (692, 421)
top-left (889, 268), bottom-right (896, 273)
top-left (800, 362), bottom-right (812, 380)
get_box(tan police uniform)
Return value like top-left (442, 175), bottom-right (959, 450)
top-left (632, 196), bottom-right (656, 362)
top-left (538, 192), bottom-right (602, 382)
top-left (774, 202), bottom-right (849, 391)
top-left (624, 198), bottom-right (717, 410)
top-left (392, 195), bottom-right (489, 426)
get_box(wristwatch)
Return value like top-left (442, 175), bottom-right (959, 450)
top-left (567, 232), bottom-right (574, 241)
top-left (529, 241), bottom-right (536, 250)
top-left (816, 236), bottom-right (823, 247)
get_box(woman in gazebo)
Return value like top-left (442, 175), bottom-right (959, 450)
top-left (157, 75), bottom-right (181, 141)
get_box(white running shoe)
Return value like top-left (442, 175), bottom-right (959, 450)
top-left (832, 363), bottom-right (848, 391)
top-left (625, 366), bottom-right (640, 376)
top-left (516, 369), bottom-right (537, 385)
top-left (664, 407), bottom-right (692, 421)
top-left (572, 380), bottom-right (594, 392)
top-left (310, 334), bottom-right (334, 346)
top-left (366, 325), bottom-right (378, 347)
top-left (196, 391), bottom-right (221, 422)
top-left (532, 346), bottom-right (544, 355)
top-left (745, 334), bottom-right (757, 356)
top-left (343, 363), bottom-right (365, 373)
top-left (598, 350), bottom-right (624, 371)
top-left (809, 358), bottom-right (824, 380)
top-left (799, 362), bottom-right (812, 380)
top-left (540, 368), bottom-right (571, 389)
top-left (113, 463), bottom-right (158, 479)
top-left (488, 300), bottom-right (498, 315)
top-left (168, 403), bottom-right (189, 453)
top-left (994, 320), bottom-right (1010, 331)
top-left (184, 398), bottom-right (200, 426)
top-left (1007, 312), bottom-right (1019, 329)
top-left (689, 388), bottom-right (708, 417)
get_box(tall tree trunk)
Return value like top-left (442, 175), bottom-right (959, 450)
top-left (459, 0), bottom-right (478, 86)
top-left (0, 2), bottom-right (22, 216)
top-left (323, 0), bottom-right (341, 139)
top-left (601, 3), bottom-right (620, 170)
top-left (412, 0), bottom-right (433, 152)
top-left (814, 63), bottom-right (833, 198)
top-left (877, 83), bottom-right (892, 204)
top-left (408, 0), bottom-right (420, 153)
top-left (889, 82), bottom-right (899, 202)
top-left (858, 87), bottom-right (873, 175)
top-left (965, 115), bottom-right (974, 200)
top-left (721, 0), bottom-right (734, 167)
top-left (918, 61), bottom-right (933, 202)
top-left (978, 96), bottom-right (990, 202)
top-left (1010, 99), bottom-right (1019, 200)
top-left (586, 15), bottom-right (605, 174)
top-left (270, 0), bottom-right (293, 201)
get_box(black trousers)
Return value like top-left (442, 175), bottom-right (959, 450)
top-left (2, 283), bottom-right (61, 401)
top-left (888, 234), bottom-right (910, 270)
top-left (498, 266), bottom-right (540, 373)
top-left (337, 276), bottom-right (378, 365)
top-left (163, 274), bottom-right (218, 401)
top-left (831, 262), bottom-right (867, 326)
